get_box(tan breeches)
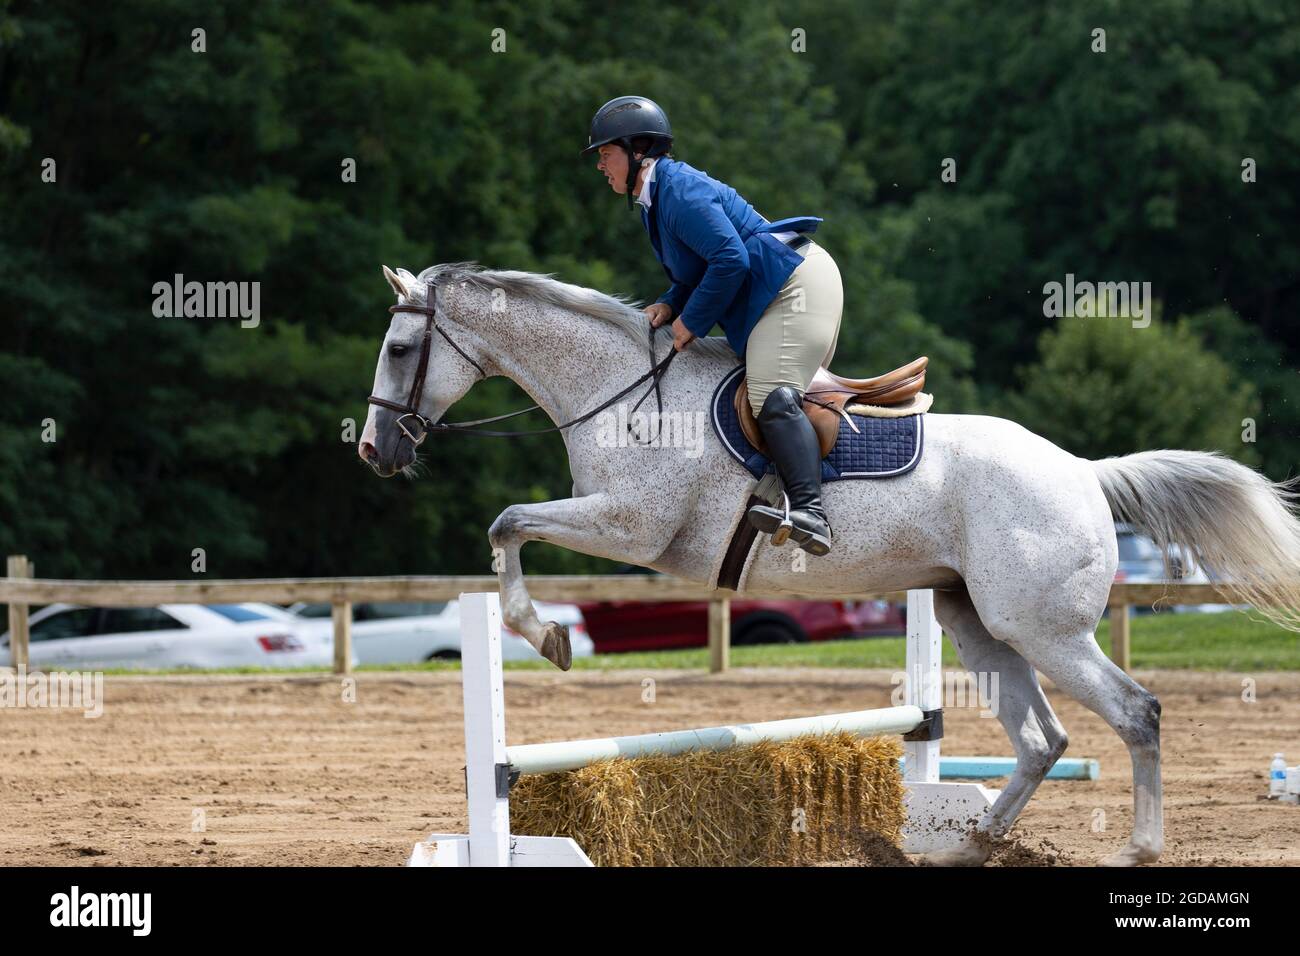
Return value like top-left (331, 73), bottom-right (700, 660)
top-left (744, 240), bottom-right (844, 416)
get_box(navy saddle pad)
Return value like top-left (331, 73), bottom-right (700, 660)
top-left (710, 366), bottom-right (924, 482)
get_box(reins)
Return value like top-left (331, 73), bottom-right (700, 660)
top-left (368, 280), bottom-right (679, 446)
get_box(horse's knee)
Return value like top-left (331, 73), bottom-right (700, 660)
top-left (488, 506), bottom-right (526, 547)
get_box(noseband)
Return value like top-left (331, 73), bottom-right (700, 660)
top-left (367, 278), bottom-right (678, 449)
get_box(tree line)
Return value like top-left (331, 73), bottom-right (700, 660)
top-left (1, 0), bottom-right (1295, 578)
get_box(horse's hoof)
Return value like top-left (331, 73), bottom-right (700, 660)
top-left (540, 621), bottom-right (572, 671)
top-left (1101, 842), bottom-right (1161, 867)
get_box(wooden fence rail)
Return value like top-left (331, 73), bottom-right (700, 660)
top-left (0, 556), bottom-right (1255, 674)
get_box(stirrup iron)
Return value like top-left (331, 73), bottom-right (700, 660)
top-left (769, 490), bottom-right (794, 546)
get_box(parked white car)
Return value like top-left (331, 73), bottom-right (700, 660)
top-left (285, 599), bottom-right (593, 665)
top-left (1, 603), bottom-right (340, 670)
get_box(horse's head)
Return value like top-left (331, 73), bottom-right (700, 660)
top-left (359, 265), bottom-right (487, 477)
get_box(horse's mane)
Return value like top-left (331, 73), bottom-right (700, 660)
top-left (416, 262), bottom-right (736, 362)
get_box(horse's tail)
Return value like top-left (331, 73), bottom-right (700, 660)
top-left (1090, 450), bottom-right (1300, 631)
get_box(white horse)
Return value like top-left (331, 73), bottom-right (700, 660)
top-left (360, 262), bottom-right (1300, 867)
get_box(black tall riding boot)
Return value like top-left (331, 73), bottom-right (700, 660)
top-left (745, 387), bottom-right (833, 556)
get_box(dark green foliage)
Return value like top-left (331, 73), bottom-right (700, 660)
top-left (1, 0), bottom-right (1295, 577)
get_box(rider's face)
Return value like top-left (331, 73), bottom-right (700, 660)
top-left (597, 144), bottom-right (641, 195)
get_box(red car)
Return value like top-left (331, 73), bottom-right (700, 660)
top-left (577, 598), bottom-right (904, 653)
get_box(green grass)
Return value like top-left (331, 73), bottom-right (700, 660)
top-left (378, 609), bottom-right (1297, 672)
top-left (1096, 609), bottom-right (1299, 670)
top-left (554, 635), bottom-right (917, 671)
top-left (73, 610), bottom-right (1298, 676)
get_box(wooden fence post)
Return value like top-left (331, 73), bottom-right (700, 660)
top-left (332, 600), bottom-right (353, 675)
top-left (1109, 601), bottom-right (1131, 673)
top-left (6, 555), bottom-right (31, 670)
top-left (707, 597), bottom-right (729, 674)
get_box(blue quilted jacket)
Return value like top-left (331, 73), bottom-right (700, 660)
top-left (641, 158), bottom-right (822, 356)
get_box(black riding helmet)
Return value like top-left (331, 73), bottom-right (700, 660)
top-left (581, 96), bottom-right (674, 210)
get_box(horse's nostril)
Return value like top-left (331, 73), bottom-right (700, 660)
top-left (359, 441), bottom-right (378, 462)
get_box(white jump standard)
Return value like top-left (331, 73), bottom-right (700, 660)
top-left (410, 590), bottom-right (998, 867)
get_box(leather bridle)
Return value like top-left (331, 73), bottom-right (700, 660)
top-left (367, 282), bottom-right (488, 446)
top-left (367, 279), bottom-right (679, 448)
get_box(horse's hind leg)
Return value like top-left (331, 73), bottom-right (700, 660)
top-left (972, 598), bottom-right (1164, 866)
top-left (918, 587), bottom-right (1070, 866)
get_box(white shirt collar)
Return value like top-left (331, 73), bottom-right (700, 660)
top-left (635, 157), bottom-right (660, 209)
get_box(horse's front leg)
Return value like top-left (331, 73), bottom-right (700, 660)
top-left (488, 492), bottom-right (671, 670)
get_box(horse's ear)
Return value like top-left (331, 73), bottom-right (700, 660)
top-left (382, 265), bottom-right (410, 298)
top-left (396, 267), bottom-right (420, 288)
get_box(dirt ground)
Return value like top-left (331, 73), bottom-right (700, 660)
top-left (1, 667), bottom-right (1296, 866)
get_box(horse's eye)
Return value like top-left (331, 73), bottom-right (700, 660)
top-left (389, 343), bottom-right (408, 357)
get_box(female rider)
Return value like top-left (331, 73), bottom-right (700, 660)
top-left (581, 95), bottom-right (845, 556)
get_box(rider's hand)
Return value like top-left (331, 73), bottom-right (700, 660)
top-left (644, 302), bottom-right (674, 328)
top-left (671, 317), bottom-right (696, 352)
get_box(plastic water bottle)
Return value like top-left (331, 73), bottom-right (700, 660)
top-left (1270, 753), bottom-right (1288, 797)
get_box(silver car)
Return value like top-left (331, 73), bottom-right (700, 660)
top-left (2, 603), bottom-right (340, 670)
top-left (286, 599), bottom-right (594, 665)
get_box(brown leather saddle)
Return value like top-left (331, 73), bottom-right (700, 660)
top-left (734, 356), bottom-right (928, 457)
